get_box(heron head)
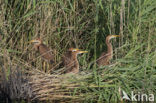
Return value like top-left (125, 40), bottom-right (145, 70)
top-left (107, 35), bottom-right (120, 40)
top-left (68, 48), bottom-right (80, 52)
top-left (68, 48), bottom-right (88, 54)
top-left (29, 38), bottom-right (42, 45)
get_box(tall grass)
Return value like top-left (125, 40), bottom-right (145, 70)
top-left (0, 0), bottom-right (156, 102)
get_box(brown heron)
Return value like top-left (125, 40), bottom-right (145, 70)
top-left (62, 48), bottom-right (88, 74)
top-left (30, 38), bottom-right (54, 64)
top-left (97, 35), bottom-right (120, 66)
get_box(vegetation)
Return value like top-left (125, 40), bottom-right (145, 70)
top-left (0, 0), bottom-right (156, 102)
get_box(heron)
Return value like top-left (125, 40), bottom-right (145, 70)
top-left (29, 38), bottom-right (55, 72)
top-left (97, 35), bottom-right (120, 66)
top-left (62, 48), bottom-right (88, 74)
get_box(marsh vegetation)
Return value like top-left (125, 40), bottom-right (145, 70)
top-left (0, 0), bottom-right (156, 102)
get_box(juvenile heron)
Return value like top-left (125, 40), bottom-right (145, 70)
top-left (30, 38), bottom-right (54, 64)
top-left (62, 48), bottom-right (88, 74)
top-left (97, 35), bottom-right (120, 66)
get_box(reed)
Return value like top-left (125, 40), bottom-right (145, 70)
top-left (0, 0), bottom-right (156, 102)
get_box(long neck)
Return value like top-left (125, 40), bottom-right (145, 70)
top-left (71, 52), bottom-right (78, 63)
top-left (106, 38), bottom-right (113, 57)
top-left (71, 52), bottom-right (79, 73)
top-left (68, 51), bottom-right (78, 63)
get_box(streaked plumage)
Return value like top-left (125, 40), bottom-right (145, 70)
top-left (62, 48), bottom-right (87, 74)
top-left (30, 38), bottom-right (54, 64)
top-left (97, 35), bottom-right (120, 66)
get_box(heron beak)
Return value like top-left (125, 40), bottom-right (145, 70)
top-left (78, 50), bottom-right (88, 54)
top-left (29, 40), bottom-right (35, 43)
top-left (29, 40), bottom-right (39, 43)
top-left (112, 35), bottom-right (120, 38)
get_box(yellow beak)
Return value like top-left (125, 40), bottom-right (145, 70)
top-left (29, 40), bottom-right (39, 43)
top-left (29, 40), bottom-right (35, 43)
top-left (78, 50), bottom-right (88, 54)
top-left (112, 35), bottom-right (120, 37)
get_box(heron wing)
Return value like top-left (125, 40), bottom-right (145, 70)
top-left (97, 52), bottom-right (109, 66)
top-left (62, 52), bottom-right (76, 70)
top-left (39, 44), bottom-right (54, 61)
top-left (98, 52), bottom-right (107, 60)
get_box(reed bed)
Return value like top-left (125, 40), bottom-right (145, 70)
top-left (0, 0), bottom-right (156, 102)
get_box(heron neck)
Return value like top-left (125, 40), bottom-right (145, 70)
top-left (106, 38), bottom-right (113, 56)
top-left (71, 52), bottom-right (79, 72)
top-left (71, 52), bottom-right (78, 60)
